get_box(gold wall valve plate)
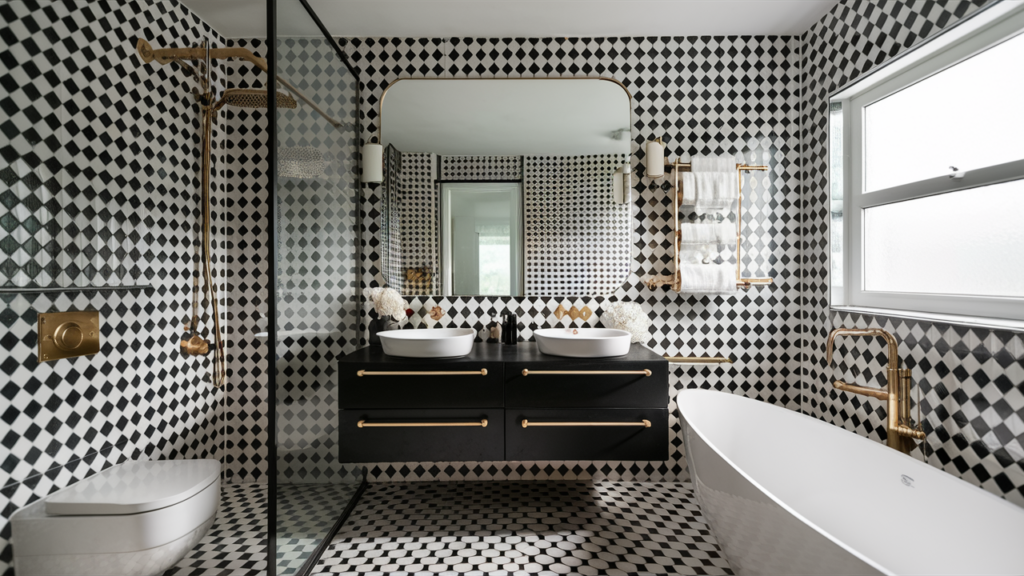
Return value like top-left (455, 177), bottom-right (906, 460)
top-left (38, 311), bottom-right (100, 362)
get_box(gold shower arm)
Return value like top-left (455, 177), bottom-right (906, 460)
top-left (136, 39), bottom-right (344, 129)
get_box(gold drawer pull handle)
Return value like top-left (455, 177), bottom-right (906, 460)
top-left (521, 369), bottom-right (651, 376)
top-left (664, 356), bottom-right (732, 364)
top-left (358, 419), bottom-right (488, 428)
top-left (357, 369), bottom-right (488, 377)
top-left (521, 419), bottom-right (651, 428)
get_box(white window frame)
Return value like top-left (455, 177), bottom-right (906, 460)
top-left (831, 2), bottom-right (1024, 323)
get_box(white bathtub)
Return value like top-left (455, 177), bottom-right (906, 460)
top-left (677, 389), bottom-right (1024, 576)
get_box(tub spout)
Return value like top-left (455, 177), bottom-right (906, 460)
top-left (826, 327), bottom-right (924, 455)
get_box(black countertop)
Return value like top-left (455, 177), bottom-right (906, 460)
top-left (338, 342), bottom-right (666, 365)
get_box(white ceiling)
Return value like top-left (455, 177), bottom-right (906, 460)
top-left (181, 0), bottom-right (840, 40)
top-left (382, 79), bottom-right (632, 156)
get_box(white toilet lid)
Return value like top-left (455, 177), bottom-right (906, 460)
top-left (45, 459), bottom-right (221, 516)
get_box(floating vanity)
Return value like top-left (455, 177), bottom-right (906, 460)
top-left (337, 343), bottom-right (668, 463)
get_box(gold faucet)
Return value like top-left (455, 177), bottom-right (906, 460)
top-left (826, 328), bottom-right (926, 455)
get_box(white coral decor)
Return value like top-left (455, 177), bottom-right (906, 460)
top-left (366, 287), bottom-right (408, 321)
top-left (602, 302), bottom-right (651, 343)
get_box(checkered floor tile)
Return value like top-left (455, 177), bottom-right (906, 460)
top-left (165, 483), bottom-right (267, 576)
top-left (277, 483), bottom-right (362, 575)
top-left (313, 481), bottom-right (732, 575)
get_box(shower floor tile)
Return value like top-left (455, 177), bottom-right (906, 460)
top-left (165, 483), bottom-right (268, 576)
top-left (277, 483), bottom-right (362, 575)
top-left (312, 481), bottom-right (732, 575)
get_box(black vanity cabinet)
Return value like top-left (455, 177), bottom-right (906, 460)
top-left (338, 343), bottom-right (669, 463)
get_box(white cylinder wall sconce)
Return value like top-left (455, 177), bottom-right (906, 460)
top-left (362, 143), bottom-right (383, 183)
top-left (645, 138), bottom-right (665, 179)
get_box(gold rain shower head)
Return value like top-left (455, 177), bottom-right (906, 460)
top-left (218, 88), bottom-right (297, 110)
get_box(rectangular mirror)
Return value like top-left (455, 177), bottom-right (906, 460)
top-left (379, 78), bottom-right (632, 297)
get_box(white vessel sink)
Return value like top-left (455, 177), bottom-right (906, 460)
top-left (534, 328), bottom-right (632, 358)
top-left (378, 328), bottom-right (476, 358)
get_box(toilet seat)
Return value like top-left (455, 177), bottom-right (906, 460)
top-left (11, 459), bottom-right (221, 576)
top-left (45, 459), bottom-right (220, 516)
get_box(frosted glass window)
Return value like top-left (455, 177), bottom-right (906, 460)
top-left (864, 32), bottom-right (1024, 193)
top-left (863, 179), bottom-right (1024, 297)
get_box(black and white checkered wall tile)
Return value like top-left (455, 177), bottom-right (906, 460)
top-left (397, 151), bottom-right (438, 295)
top-left (0, 0), bottom-right (242, 572)
top-left (340, 35), bottom-right (803, 483)
top-left (799, 0), bottom-right (1023, 504)
top-left (524, 154), bottom-right (630, 296)
top-left (441, 155), bottom-right (523, 180)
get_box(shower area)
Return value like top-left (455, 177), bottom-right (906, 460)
top-left (270, 1), bottom-right (364, 574)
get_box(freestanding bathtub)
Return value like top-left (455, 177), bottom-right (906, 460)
top-left (677, 389), bottom-right (1024, 575)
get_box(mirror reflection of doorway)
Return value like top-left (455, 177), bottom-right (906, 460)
top-left (440, 182), bottom-right (524, 296)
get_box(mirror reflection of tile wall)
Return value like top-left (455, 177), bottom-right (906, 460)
top-left (382, 151), bottom-right (629, 296)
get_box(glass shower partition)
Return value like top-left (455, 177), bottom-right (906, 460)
top-left (272, 1), bottom-right (364, 574)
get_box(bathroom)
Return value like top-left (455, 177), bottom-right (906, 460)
top-left (1, 0), bottom-right (1022, 574)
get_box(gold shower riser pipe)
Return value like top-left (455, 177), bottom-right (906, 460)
top-left (136, 39), bottom-right (343, 129)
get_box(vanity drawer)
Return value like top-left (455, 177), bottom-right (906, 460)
top-left (505, 408), bottom-right (668, 461)
top-left (504, 361), bottom-right (667, 408)
top-left (338, 409), bottom-right (504, 462)
top-left (338, 362), bottom-right (503, 408)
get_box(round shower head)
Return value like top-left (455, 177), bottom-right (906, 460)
top-left (218, 88), bottom-right (297, 109)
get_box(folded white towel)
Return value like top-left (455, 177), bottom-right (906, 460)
top-left (679, 171), bottom-right (738, 214)
top-left (690, 154), bottom-right (736, 173)
top-left (677, 263), bottom-right (737, 295)
top-left (677, 222), bottom-right (735, 246)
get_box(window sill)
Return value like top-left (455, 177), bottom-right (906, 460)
top-left (829, 305), bottom-right (1024, 334)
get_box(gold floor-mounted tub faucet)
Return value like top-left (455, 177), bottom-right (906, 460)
top-left (826, 328), bottom-right (926, 455)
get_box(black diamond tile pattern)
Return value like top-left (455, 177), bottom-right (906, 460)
top-left (0, 0), bottom-right (243, 573)
top-left (165, 483), bottom-right (268, 576)
top-left (340, 35), bottom-right (802, 483)
top-left (315, 481), bottom-right (732, 575)
top-left (800, 0), bottom-right (1024, 504)
top-left (223, 37), bottom-right (272, 486)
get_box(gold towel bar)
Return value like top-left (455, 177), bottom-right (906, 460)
top-left (521, 419), bottom-right (651, 428)
top-left (357, 419), bottom-right (489, 428)
top-left (356, 369), bottom-right (488, 377)
top-left (664, 356), bottom-right (733, 364)
top-left (521, 369), bottom-right (651, 377)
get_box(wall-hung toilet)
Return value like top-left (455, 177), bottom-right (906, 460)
top-left (11, 459), bottom-right (221, 576)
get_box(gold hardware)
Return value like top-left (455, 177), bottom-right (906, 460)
top-left (554, 304), bottom-right (569, 320)
top-left (664, 356), bottom-right (732, 364)
top-left (136, 39), bottom-right (341, 128)
top-left (181, 334), bottom-right (210, 356)
top-left (429, 306), bottom-right (445, 321)
top-left (580, 306), bottom-right (592, 321)
top-left (521, 369), bottom-right (651, 376)
top-left (357, 369), bottom-right (489, 377)
top-left (568, 306), bottom-right (582, 320)
top-left (521, 419), bottom-right (651, 428)
top-left (358, 419), bottom-right (488, 428)
top-left (646, 162), bottom-right (773, 291)
top-left (38, 311), bottom-right (100, 362)
top-left (826, 327), bottom-right (926, 455)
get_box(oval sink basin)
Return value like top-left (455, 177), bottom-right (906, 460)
top-left (378, 328), bottom-right (476, 358)
top-left (534, 328), bottom-right (631, 358)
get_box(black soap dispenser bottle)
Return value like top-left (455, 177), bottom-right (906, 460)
top-left (501, 310), bottom-right (518, 345)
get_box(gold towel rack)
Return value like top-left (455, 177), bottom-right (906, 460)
top-left (521, 419), bottom-right (651, 428)
top-left (664, 356), bottom-right (733, 364)
top-left (357, 419), bottom-right (489, 428)
top-left (521, 369), bottom-right (652, 377)
top-left (646, 161), bottom-right (773, 292)
top-left (356, 369), bottom-right (488, 377)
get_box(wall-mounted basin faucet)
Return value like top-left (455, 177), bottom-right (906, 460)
top-left (826, 327), bottom-right (926, 455)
